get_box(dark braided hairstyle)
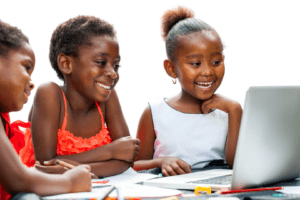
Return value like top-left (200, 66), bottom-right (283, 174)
top-left (49, 15), bottom-right (116, 81)
top-left (161, 6), bottom-right (223, 61)
top-left (0, 20), bottom-right (29, 57)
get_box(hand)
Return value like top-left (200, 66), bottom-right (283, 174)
top-left (64, 165), bottom-right (92, 193)
top-left (201, 94), bottom-right (241, 114)
top-left (34, 160), bottom-right (68, 174)
top-left (35, 159), bottom-right (98, 179)
top-left (110, 136), bottom-right (140, 162)
top-left (157, 157), bottom-right (191, 176)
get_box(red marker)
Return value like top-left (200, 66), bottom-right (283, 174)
top-left (220, 186), bottom-right (282, 194)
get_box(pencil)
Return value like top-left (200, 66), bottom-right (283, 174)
top-left (56, 160), bottom-right (75, 169)
top-left (56, 160), bottom-right (98, 179)
top-left (220, 186), bottom-right (282, 194)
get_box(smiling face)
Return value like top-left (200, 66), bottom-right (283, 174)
top-left (68, 35), bottom-right (120, 102)
top-left (0, 42), bottom-right (35, 112)
top-left (172, 31), bottom-right (225, 101)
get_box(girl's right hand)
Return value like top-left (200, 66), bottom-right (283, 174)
top-left (157, 157), bottom-right (192, 176)
top-left (111, 136), bottom-right (140, 162)
top-left (63, 165), bottom-right (92, 193)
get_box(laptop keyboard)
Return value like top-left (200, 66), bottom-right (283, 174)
top-left (189, 175), bottom-right (232, 185)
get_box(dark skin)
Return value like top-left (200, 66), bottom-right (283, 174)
top-left (0, 43), bottom-right (91, 196)
top-left (134, 31), bottom-right (242, 176)
top-left (31, 35), bottom-right (140, 177)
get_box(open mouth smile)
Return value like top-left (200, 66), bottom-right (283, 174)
top-left (97, 82), bottom-right (112, 90)
top-left (195, 81), bottom-right (213, 89)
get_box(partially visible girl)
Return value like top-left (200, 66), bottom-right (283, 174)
top-left (134, 7), bottom-right (242, 176)
top-left (20, 16), bottom-right (140, 177)
top-left (0, 20), bottom-right (91, 200)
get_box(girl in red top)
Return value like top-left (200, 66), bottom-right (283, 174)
top-left (19, 16), bottom-right (140, 177)
top-left (0, 20), bottom-right (91, 200)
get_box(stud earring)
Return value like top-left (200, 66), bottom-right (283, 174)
top-left (172, 78), bottom-right (177, 84)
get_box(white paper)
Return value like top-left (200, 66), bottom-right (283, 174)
top-left (277, 186), bottom-right (300, 194)
top-left (42, 184), bottom-right (182, 199)
top-left (42, 186), bottom-right (114, 200)
top-left (108, 184), bottom-right (182, 198)
top-left (92, 167), bottom-right (159, 187)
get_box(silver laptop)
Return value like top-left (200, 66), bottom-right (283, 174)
top-left (143, 86), bottom-right (300, 191)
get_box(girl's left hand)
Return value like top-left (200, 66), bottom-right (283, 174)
top-left (34, 159), bottom-right (80, 174)
top-left (34, 160), bottom-right (67, 174)
top-left (201, 94), bottom-right (241, 114)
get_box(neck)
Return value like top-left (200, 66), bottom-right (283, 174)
top-left (175, 89), bottom-right (205, 114)
top-left (62, 83), bottom-right (95, 114)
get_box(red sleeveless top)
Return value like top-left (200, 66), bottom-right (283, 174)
top-left (1, 113), bottom-right (29, 200)
top-left (20, 90), bottom-right (112, 167)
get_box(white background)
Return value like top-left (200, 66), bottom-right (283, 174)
top-left (2, 1), bottom-right (300, 137)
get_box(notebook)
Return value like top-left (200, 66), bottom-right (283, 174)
top-left (143, 86), bottom-right (300, 191)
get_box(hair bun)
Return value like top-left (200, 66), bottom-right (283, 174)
top-left (161, 6), bottom-right (194, 40)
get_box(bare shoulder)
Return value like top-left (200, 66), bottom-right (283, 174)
top-left (137, 105), bottom-right (154, 137)
top-left (34, 82), bottom-right (62, 103)
top-left (32, 82), bottom-right (63, 118)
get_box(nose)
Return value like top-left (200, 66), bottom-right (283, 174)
top-left (104, 65), bottom-right (118, 80)
top-left (200, 62), bottom-right (214, 76)
top-left (29, 80), bottom-right (34, 90)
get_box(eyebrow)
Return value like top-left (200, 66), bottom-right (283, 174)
top-left (23, 58), bottom-right (34, 66)
top-left (186, 54), bottom-right (203, 59)
top-left (186, 52), bottom-right (222, 59)
top-left (97, 52), bottom-right (121, 60)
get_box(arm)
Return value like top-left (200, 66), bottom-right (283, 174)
top-left (0, 117), bottom-right (91, 196)
top-left (133, 106), bottom-right (191, 176)
top-left (31, 84), bottom-right (137, 175)
top-left (133, 106), bottom-right (156, 170)
top-left (201, 94), bottom-right (243, 168)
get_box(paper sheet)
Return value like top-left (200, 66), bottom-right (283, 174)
top-left (42, 184), bottom-right (182, 199)
top-left (277, 186), bottom-right (300, 194)
top-left (92, 167), bottom-right (159, 187)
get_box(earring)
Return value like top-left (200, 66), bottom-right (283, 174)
top-left (172, 78), bottom-right (177, 84)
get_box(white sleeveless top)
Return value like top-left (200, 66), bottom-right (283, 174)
top-left (149, 99), bottom-right (228, 169)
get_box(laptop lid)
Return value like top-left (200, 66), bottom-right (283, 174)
top-left (231, 86), bottom-right (300, 190)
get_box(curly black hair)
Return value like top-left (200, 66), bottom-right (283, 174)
top-left (0, 20), bottom-right (29, 57)
top-left (161, 6), bottom-right (222, 61)
top-left (49, 15), bottom-right (116, 81)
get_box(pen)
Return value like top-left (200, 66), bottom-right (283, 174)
top-left (56, 160), bottom-right (98, 179)
top-left (219, 186), bottom-right (282, 194)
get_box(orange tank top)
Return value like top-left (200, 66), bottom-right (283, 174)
top-left (20, 89), bottom-right (112, 167)
top-left (1, 112), bottom-right (29, 200)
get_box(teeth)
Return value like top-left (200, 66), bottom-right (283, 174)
top-left (97, 83), bottom-right (111, 90)
top-left (196, 82), bottom-right (213, 88)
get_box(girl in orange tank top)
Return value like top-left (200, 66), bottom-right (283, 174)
top-left (20, 89), bottom-right (112, 167)
top-left (19, 16), bottom-right (140, 178)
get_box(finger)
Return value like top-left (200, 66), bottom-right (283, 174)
top-left (178, 161), bottom-right (192, 173)
top-left (90, 173), bottom-right (98, 179)
top-left (165, 165), bottom-right (177, 176)
top-left (35, 160), bottom-right (41, 165)
top-left (79, 164), bottom-right (91, 172)
top-left (135, 144), bottom-right (140, 151)
top-left (202, 100), bottom-right (214, 114)
top-left (43, 159), bottom-right (58, 166)
top-left (161, 168), bottom-right (170, 177)
top-left (170, 163), bottom-right (186, 175)
top-left (135, 139), bottom-right (141, 145)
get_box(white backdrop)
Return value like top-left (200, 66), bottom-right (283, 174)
top-left (2, 1), bottom-right (300, 137)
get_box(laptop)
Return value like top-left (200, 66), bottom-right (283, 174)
top-left (143, 86), bottom-right (300, 191)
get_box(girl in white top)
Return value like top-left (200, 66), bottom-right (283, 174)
top-left (133, 6), bottom-right (242, 176)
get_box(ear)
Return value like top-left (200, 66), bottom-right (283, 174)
top-left (163, 59), bottom-right (177, 79)
top-left (57, 53), bottom-right (72, 75)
